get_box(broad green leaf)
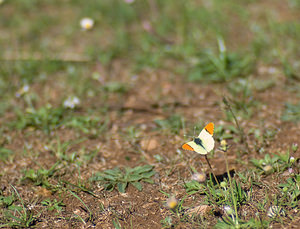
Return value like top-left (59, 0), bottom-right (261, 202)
top-left (99, 174), bottom-right (118, 181)
top-left (104, 168), bottom-right (121, 176)
top-left (142, 178), bottom-right (154, 184)
top-left (130, 165), bottom-right (153, 173)
top-left (0, 195), bottom-right (15, 207)
top-left (7, 204), bottom-right (22, 211)
top-left (131, 182), bottom-right (143, 191)
top-left (92, 164), bottom-right (155, 193)
top-left (127, 174), bottom-right (143, 182)
top-left (141, 171), bottom-right (156, 178)
top-left (117, 182), bottom-right (127, 193)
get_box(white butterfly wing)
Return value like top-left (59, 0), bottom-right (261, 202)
top-left (187, 141), bottom-right (208, 155)
top-left (198, 128), bottom-right (215, 153)
top-left (182, 123), bottom-right (215, 155)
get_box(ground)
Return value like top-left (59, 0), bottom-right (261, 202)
top-left (0, 0), bottom-right (300, 228)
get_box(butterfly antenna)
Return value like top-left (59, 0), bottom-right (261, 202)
top-left (183, 134), bottom-right (194, 139)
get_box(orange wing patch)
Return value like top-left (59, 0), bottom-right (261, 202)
top-left (204, 122), bottom-right (214, 135)
top-left (182, 143), bottom-right (194, 151)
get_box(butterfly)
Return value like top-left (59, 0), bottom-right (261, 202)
top-left (182, 122), bottom-right (215, 155)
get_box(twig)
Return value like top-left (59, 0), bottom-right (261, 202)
top-left (223, 97), bottom-right (250, 153)
top-left (204, 155), bottom-right (220, 187)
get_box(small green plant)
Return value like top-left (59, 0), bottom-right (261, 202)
top-left (0, 147), bottom-right (14, 162)
top-left (0, 194), bottom-right (16, 208)
top-left (21, 162), bottom-right (60, 189)
top-left (41, 198), bottom-right (65, 214)
top-left (160, 216), bottom-right (173, 228)
top-left (161, 193), bottom-right (190, 226)
top-left (90, 165), bottom-right (155, 193)
top-left (68, 190), bottom-right (93, 222)
top-left (47, 139), bottom-right (97, 166)
top-left (64, 115), bottom-right (108, 135)
top-left (256, 193), bottom-right (269, 213)
top-left (188, 38), bottom-right (254, 83)
top-left (226, 79), bottom-right (259, 119)
top-left (250, 78), bottom-right (276, 92)
top-left (155, 114), bottom-right (184, 134)
top-left (184, 177), bottom-right (248, 208)
top-left (1, 61), bottom-right (66, 85)
top-left (250, 127), bottom-right (277, 153)
top-left (216, 215), bottom-right (270, 229)
top-left (46, 138), bottom-right (86, 163)
top-left (184, 180), bottom-right (207, 195)
top-left (227, 79), bottom-right (252, 98)
top-left (112, 218), bottom-right (122, 229)
top-left (62, 178), bottom-right (96, 198)
top-left (12, 104), bottom-right (108, 135)
top-left (214, 124), bottom-right (239, 141)
top-left (251, 152), bottom-right (291, 174)
top-left (103, 81), bottom-right (128, 93)
top-left (47, 138), bottom-right (73, 162)
top-left (13, 105), bottom-right (65, 134)
top-left (278, 174), bottom-right (300, 207)
top-left (215, 213), bottom-right (241, 229)
top-left (281, 102), bottom-right (300, 122)
top-left (223, 97), bottom-right (250, 152)
top-left (1, 185), bottom-right (39, 228)
top-left (282, 59), bottom-right (300, 81)
top-left (122, 126), bottom-right (141, 144)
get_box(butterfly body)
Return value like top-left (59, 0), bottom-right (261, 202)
top-left (182, 122), bottom-right (215, 155)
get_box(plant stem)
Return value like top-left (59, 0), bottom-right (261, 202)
top-left (205, 155), bottom-right (220, 187)
top-left (69, 190), bottom-right (93, 221)
top-left (224, 150), bottom-right (239, 226)
top-left (223, 97), bottom-right (250, 153)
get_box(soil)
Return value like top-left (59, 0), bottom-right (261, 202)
top-left (1, 61), bottom-right (300, 228)
top-left (1, 1), bottom-right (300, 228)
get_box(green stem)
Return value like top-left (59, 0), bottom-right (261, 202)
top-left (224, 151), bottom-right (239, 226)
top-left (69, 190), bottom-right (93, 221)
